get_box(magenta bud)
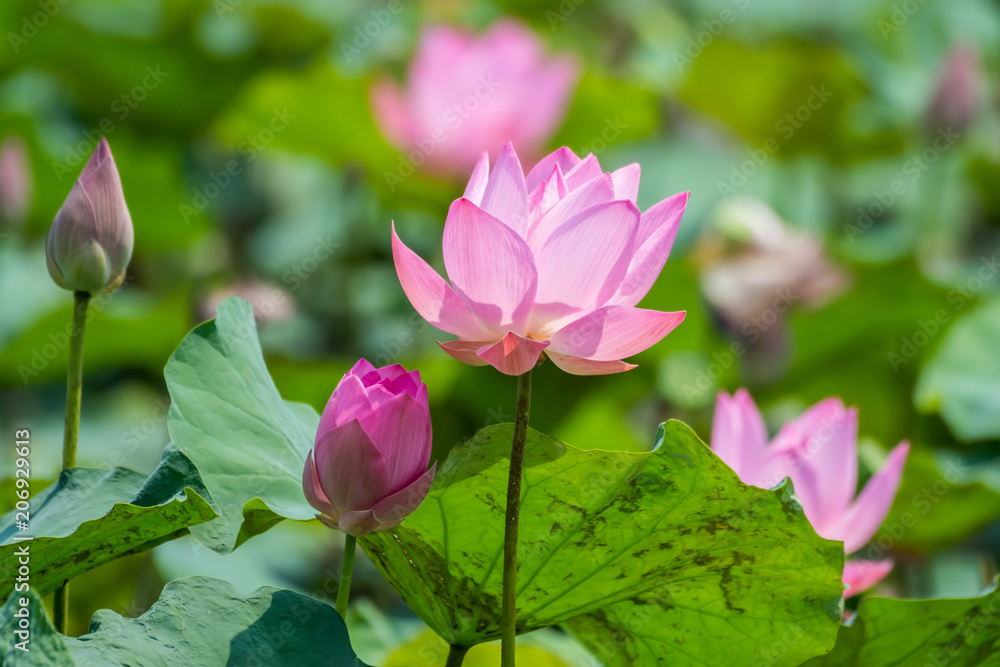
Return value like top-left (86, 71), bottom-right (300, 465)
top-left (303, 359), bottom-right (436, 537)
top-left (46, 138), bottom-right (133, 295)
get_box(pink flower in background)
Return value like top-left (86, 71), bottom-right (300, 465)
top-left (392, 143), bottom-right (688, 376)
top-left (371, 21), bottom-right (579, 175)
top-left (927, 45), bottom-right (981, 132)
top-left (711, 389), bottom-right (910, 597)
top-left (303, 360), bottom-right (436, 537)
top-left (0, 135), bottom-right (33, 226)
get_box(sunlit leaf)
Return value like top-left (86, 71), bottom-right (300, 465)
top-left (362, 422), bottom-right (844, 658)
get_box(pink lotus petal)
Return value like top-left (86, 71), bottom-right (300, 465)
top-left (314, 420), bottom-right (390, 512)
top-left (711, 390), bottom-right (770, 485)
top-left (479, 142), bottom-right (529, 236)
top-left (563, 154), bottom-right (602, 190)
top-left (843, 559), bottom-right (894, 598)
top-left (443, 198), bottom-right (538, 334)
top-left (525, 147), bottom-right (580, 192)
top-left (770, 398), bottom-right (847, 455)
top-left (547, 306), bottom-right (685, 361)
top-left (371, 463), bottom-right (437, 528)
top-left (527, 165), bottom-right (568, 226)
top-left (361, 393), bottom-right (433, 491)
top-left (348, 358), bottom-right (378, 378)
top-left (527, 173), bottom-right (616, 250)
top-left (463, 151), bottom-right (490, 205)
top-left (609, 191), bottom-right (688, 307)
top-left (475, 332), bottom-right (549, 376)
top-left (794, 407), bottom-right (859, 532)
top-left (530, 200), bottom-right (639, 332)
top-left (391, 225), bottom-right (496, 340)
top-left (837, 442), bottom-right (910, 554)
top-left (364, 365), bottom-right (428, 411)
top-left (318, 375), bottom-right (373, 439)
top-left (337, 509), bottom-right (381, 537)
top-left (545, 351), bottom-right (637, 375)
top-left (610, 163), bottom-right (640, 202)
top-left (438, 339), bottom-right (492, 366)
top-left (302, 451), bottom-right (338, 518)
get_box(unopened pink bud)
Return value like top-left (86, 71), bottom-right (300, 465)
top-left (46, 138), bottom-right (133, 295)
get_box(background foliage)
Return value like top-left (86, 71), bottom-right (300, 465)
top-left (1, 0), bottom-right (999, 664)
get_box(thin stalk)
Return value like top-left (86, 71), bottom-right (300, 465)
top-left (54, 291), bottom-right (90, 633)
top-left (336, 534), bottom-right (358, 617)
top-left (445, 645), bottom-right (469, 667)
top-left (62, 291), bottom-right (90, 470)
top-left (500, 369), bottom-right (532, 667)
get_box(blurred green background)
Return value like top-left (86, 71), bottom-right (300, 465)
top-left (1, 0), bottom-right (999, 663)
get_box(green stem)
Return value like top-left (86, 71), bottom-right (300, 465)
top-left (336, 534), bottom-right (357, 617)
top-left (62, 292), bottom-right (90, 470)
top-left (501, 369), bottom-right (532, 667)
top-left (445, 645), bottom-right (469, 667)
top-left (53, 586), bottom-right (69, 634)
top-left (54, 291), bottom-right (90, 634)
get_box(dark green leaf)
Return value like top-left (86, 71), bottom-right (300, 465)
top-left (0, 445), bottom-right (217, 599)
top-left (0, 577), bottom-right (371, 666)
top-left (0, 588), bottom-right (72, 665)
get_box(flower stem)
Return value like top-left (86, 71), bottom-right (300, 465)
top-left (501, 369), bottom-right (532, 667)
top-left (445, 645), bottom-right (469, 667)
top-left (62, 291), bottom-right (90, 470)
top-left (54, 291), bottom-right (90, 634)
top-left (336, 534), bottom-right (357, 617)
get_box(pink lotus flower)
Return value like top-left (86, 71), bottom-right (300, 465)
top-left (711, 389), bottom-right (909, 597)
top-left (46, 138), bottom-right (133, 295)
top-left (303, 360), bottom-right (436, 537)
top-left (392, 143), bottom-right (688, 376)
top-left (371, 21), bottom-right (579, 175)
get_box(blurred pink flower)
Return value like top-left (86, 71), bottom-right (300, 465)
top-left (303, 360), bottom-right (436, 537)
top-left (695, 198), bottom-right (848, 326)
top-left (371, 21), bottom-right (579, 175)
top-left (0, 135), bottom-right (32, 226)
top-left (711, 389), bottom-right (909, 595)
top-left (392, 143), bottom-right (688, 376)
top-left (927, 45), bottom-right (981, 132)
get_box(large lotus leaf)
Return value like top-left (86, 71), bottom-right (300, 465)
top-left (164, 297), bottom-right (319, 554)
top-left (361, 421), bottom-right (844, 659)
top-left (805, 580), bottom-right (1000, 666)
top-left (0, 577), bottom-right (370, 666)
top-left (0, 444), bottom-right (217, 601)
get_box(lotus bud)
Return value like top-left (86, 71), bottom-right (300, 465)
top-left (303, 360), bottom-right (436, 537)
top-left (46, 138), bottom-right (133, 295)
